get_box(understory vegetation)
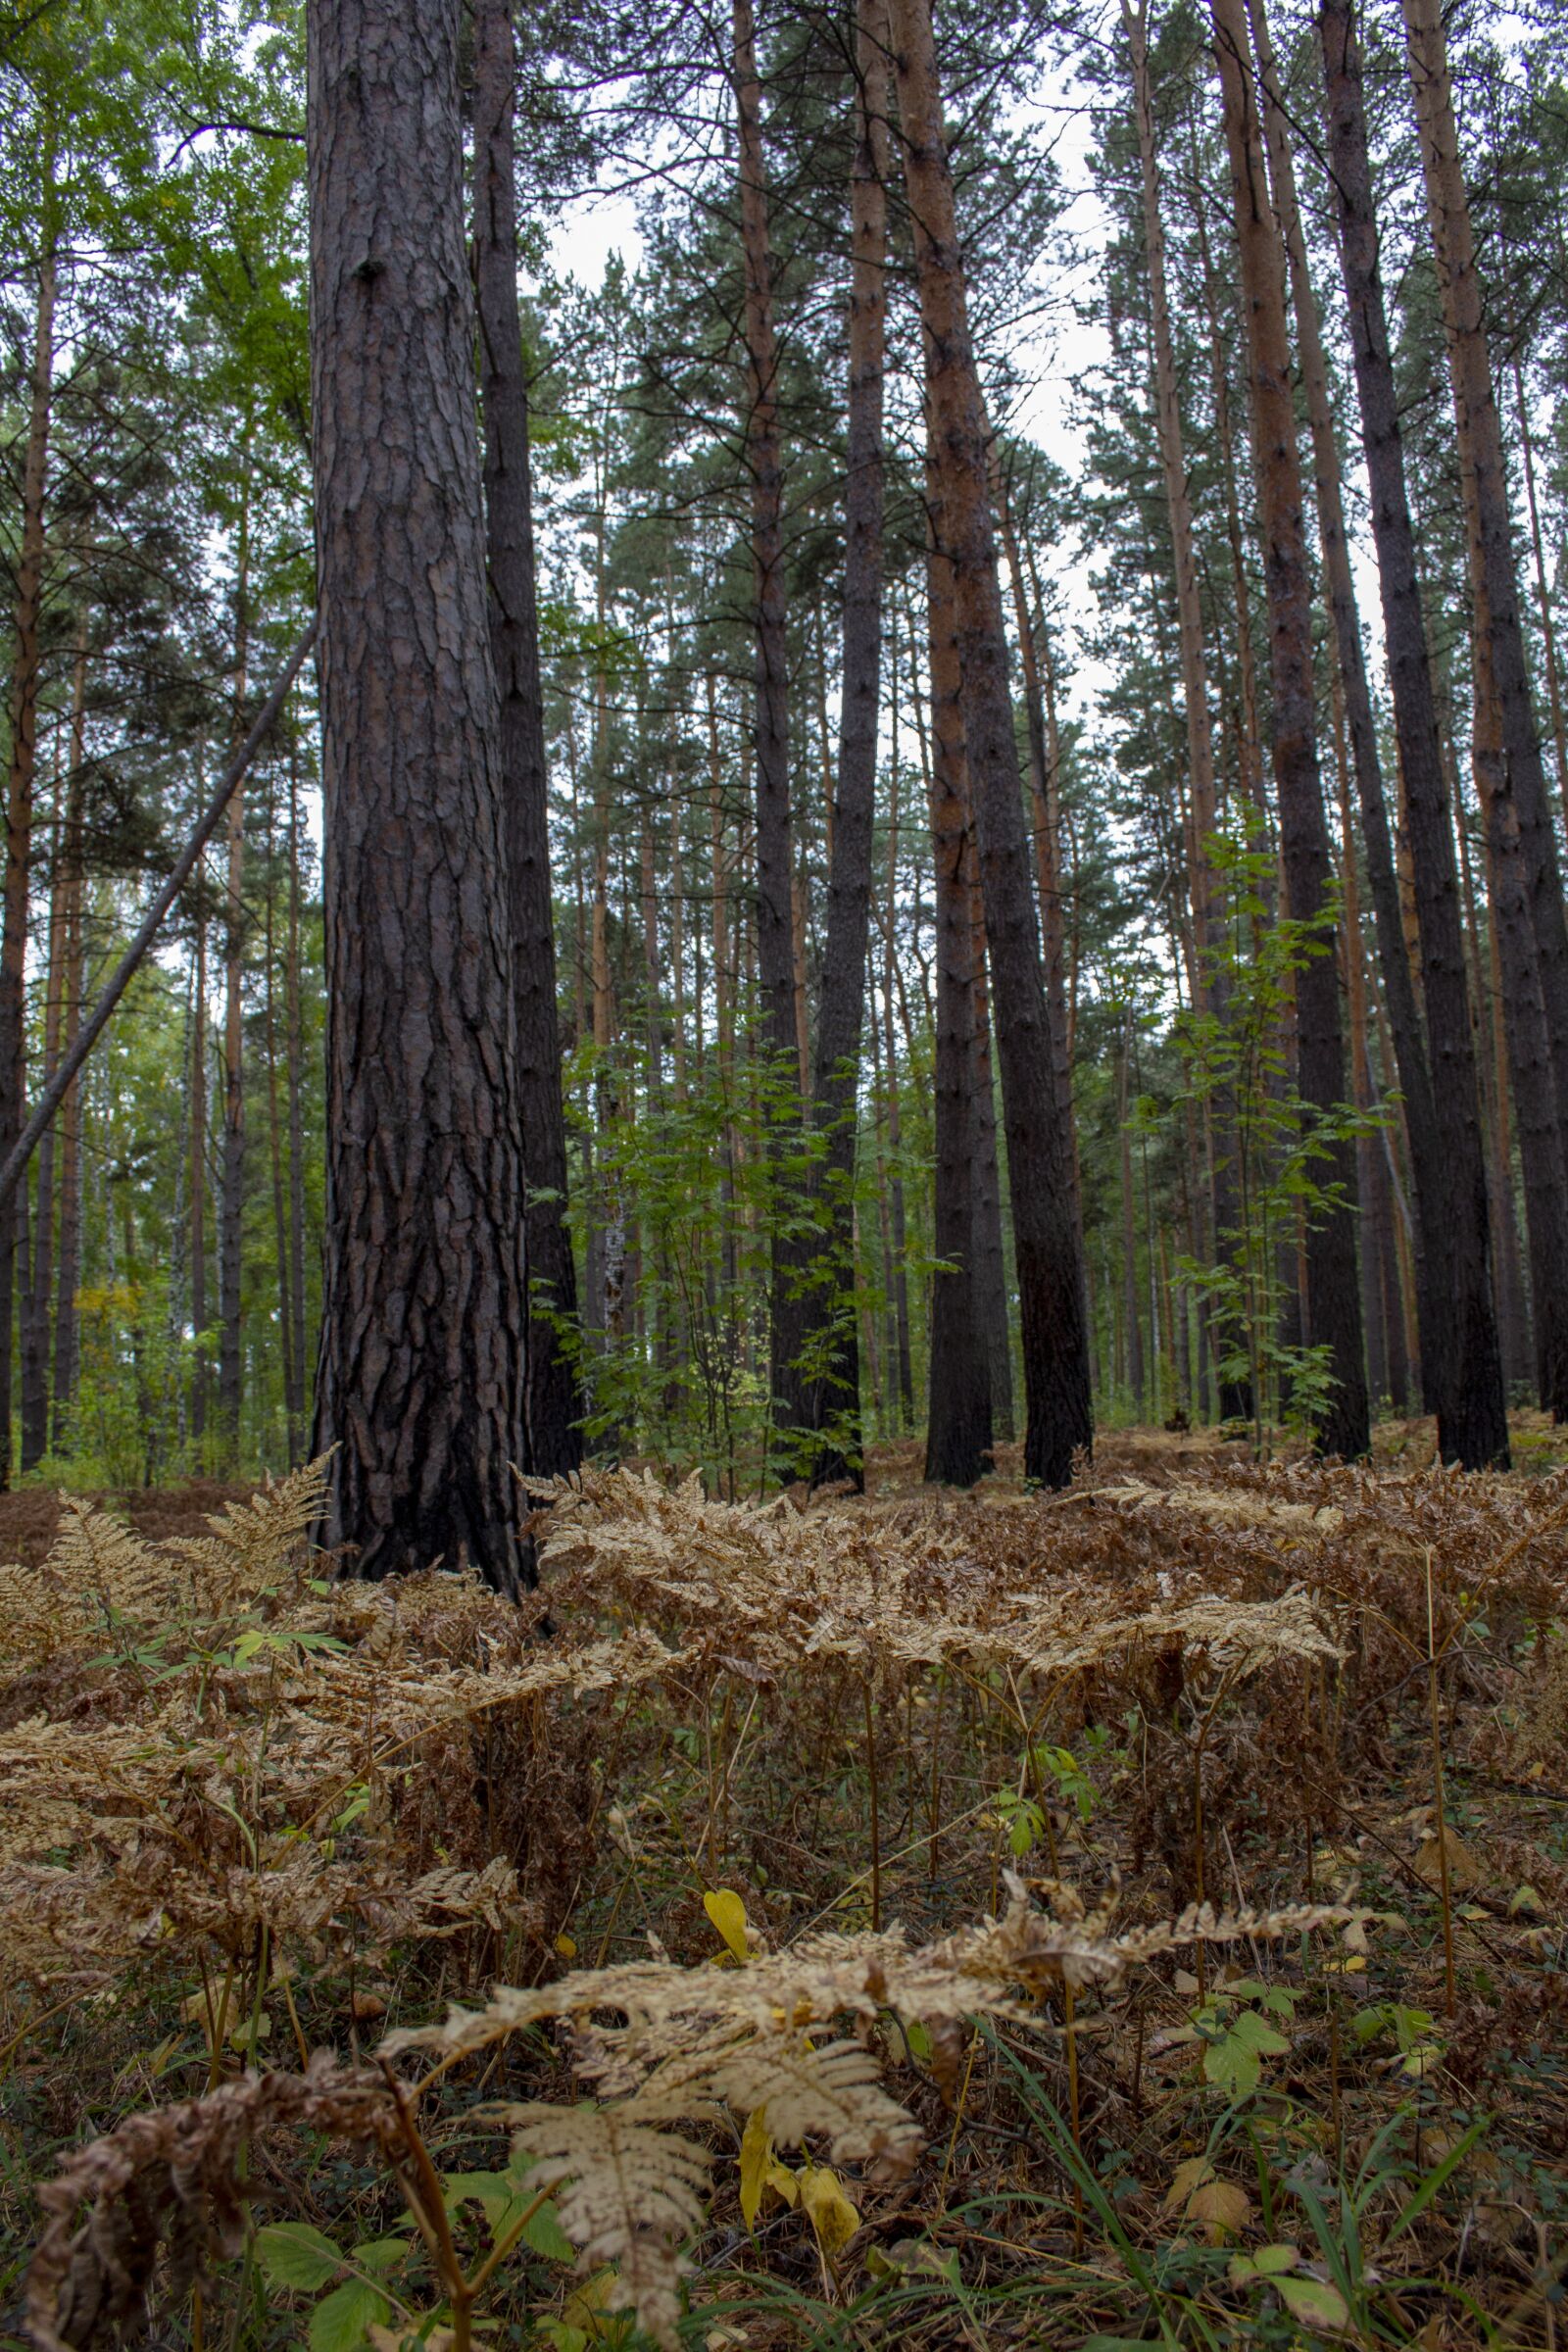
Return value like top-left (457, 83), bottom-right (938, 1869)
top-left (4, 1435), bottom-right (1566, 2350)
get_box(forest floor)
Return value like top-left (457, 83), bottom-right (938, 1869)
top-left (4, 1424), bottom-right (1567, 2351)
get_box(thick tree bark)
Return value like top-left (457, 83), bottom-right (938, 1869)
top-left (0, 201), bottom-right (55, 1489)
top-left (308, 0), bottom-right (528, 1588)
top-left (923, 514), bottom-right (990, 1485)
top-left (1316, 0), bottom-right (1508, 1463)
top-left (732, 0), bottom-right (807, 1454)
top-left (892, 0), bottom-right (1092, 1487)
top-left (801, 0), bottom-right (890, 1486)
top-left (1401, 0), bottom-right (1568, 1153)
top-left (473, 0), bottom-right (582, 1476)
top-left (1210, 0), bottom-right (1369, 1458)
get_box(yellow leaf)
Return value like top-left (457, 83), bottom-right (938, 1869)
top-left (556, 1933), bottom-right (579, 1958)
top-left (1187, 2180), bottom-right (1252, 2243)
top-left (800, 2165), bottom-right (859, 2254)
top-left (739, 2107), bottom-right (772, 2231)
top-left (704, 1887), bottom-right (751, 1966)
top-left (1509, 1884), bottom-right (1544, 1916)
top-left (1162, 2155), bottom-right (1214, 2215)
top-left (766, 2162), bottom-right (799, 2208)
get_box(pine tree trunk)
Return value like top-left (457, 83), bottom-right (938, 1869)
top-left (1512, 359), bottom-right (1568, 816)
top-left (733, 0), bottom-right (807, 1454)
top-left (922, 509), bottom-right (991, 1485)
top-left (474, 0), bottom-right (582, 1476)
top-left (801, 0), bottom-right (890, 1485)
top-left (1314, 0), bottom-right (1507, 1463)
top-left (190, 911), bottom-right (209, 1450)
top-left (965, 843), bottom-right (1014, 1441)
top-left (308, 0), bottom-right (528, 1588)
top-left (1210, 0), bottom-right (1369, 1459)
top-left (264, 825), bottom-right (294, 1465)
top-left (892, 0), bottom-right (1092, 1487)
top-left (218, 495), bottom-right (249, 1468)
top-left (1402, 0), bottom-right (1568, 1149)
top-left (0, 198), bottom-right (55, 1490)
top-left (880, 665), bottom-right (914, 1430)
top-left (21, 808), bottom-right (63, 1473)
top-left (284, 749), bottom-right (309, 1461)
top-left (50, 632), bottom-right (84, 1453)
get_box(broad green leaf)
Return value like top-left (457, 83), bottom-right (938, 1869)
top-left (1277, 2275), bottom-right (1351, 2332)
top-left (349, 2239), bottom-right (408, 2278)
top-left (308, 2278), bottom-right (391, 2352)
top-left (520, 2200), bottom-right (574, 2263)
top-left (254, 2222), bottom-right (342, 2292)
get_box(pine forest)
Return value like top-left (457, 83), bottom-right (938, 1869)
top-left (2, 0), bottom-right (1568, 2344)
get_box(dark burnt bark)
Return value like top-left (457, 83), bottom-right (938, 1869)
top-left (802, 0), bottom-right (890, 1488)
top-left (1211, 0), bottom-right (1369, 1458)
top-left (1316, 0), bottom-right (1508, 1464)
top-left (473, 0), bottom-right (583, 1477)
top-left (308, 0), bottom-right (528, 1588)
top-left (892, 0), bottom-right (1091, 1487)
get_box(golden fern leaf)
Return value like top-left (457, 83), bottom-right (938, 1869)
top-left (704, 2034), bottom-right (919, 2168)
top-left (43, 1499), bottom-right (170, 1626)
top-left (0, 1561), bottom-right (89, 1664)
top-left (501, 2098), bottom-right (711, 2349)
top-left (170, 1454), bottom-right (330, 1612)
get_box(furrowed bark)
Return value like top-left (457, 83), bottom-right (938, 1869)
top-left (307, 0), bottom-right (528, 1588)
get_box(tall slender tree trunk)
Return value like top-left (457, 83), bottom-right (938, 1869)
top-left (881, 644), bottom-right (914, 1430)
top-left (733, 0), bottom-right (806, 1456)
top-left (802, 0), bottom-right (890, 1486)
top-left (1402, 0), bottom-right (1568, 1149)
top-left (474, 0), bottom-right (582, 1475)
top-left (922, 509), bottom-right (990, 1485)
top-left (50, 622), bottom-right (84, 1454)
top-left (0, 170), bottom-right (56, 1489)
top-left (892, 0), bottom-right (1092, 1487)
top-left (1210, 0), bottom-right (1368, 1458)
top-left (308, 0), bottom-right (528, 1588)
top-left (1512, 358), bottom-right (1568, 816)
top-left (21, 800), bottom-right (63, 1473)
top-left (1316, 0), bottom-right (1508, 1461)
top-left (284, 745), bottom-right (309, 1461)
top-left (190, 905), bottom-right (209, 1452)
top-left (263, 825), bottom-right (293, 1464)
top-left (965, 838), bottom-right (1014, 1440)
top-left (218, 470), bottom-right (250, 1468)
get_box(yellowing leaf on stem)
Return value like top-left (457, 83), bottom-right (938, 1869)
top-left (738, 2107), bottom-right (772, 2231)
top-left (704, 1887), bottom-right (751, 1965)
top-left (799, 2165), bottom-right (859, 2254)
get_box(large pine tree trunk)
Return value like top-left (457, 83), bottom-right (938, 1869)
top-left (0, 205), bottom-right (55, 1491)
top-left (1210, 0), bottom-right (1368, 1459)
top-left (892, 0), bottom-right (1092, 1487)
top-left (50, 732), bottom-right (82, 1453)
top-left (1400, 0), bottom-right (1568, 1419)
top-left (801, 0), bottom-right (890, 1487)
top-left (732, 0), bottom-right (807, 1458)
top-left (307, 0), bottom-right (528, 1588)
top-left (1316, 0), bottom-right (1508, 1463)
top-left (474, 0), bottom-right (583, 1478)
top-left (923, 513), bottom-right (991, 1485)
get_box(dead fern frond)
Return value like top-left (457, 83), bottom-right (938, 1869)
top-left (167, 1454), bottom-right (330, 1612)
top-left (27, 2055), bottom-right (401, 2352)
